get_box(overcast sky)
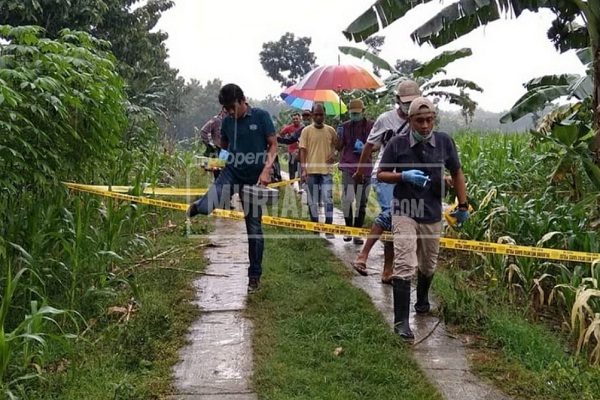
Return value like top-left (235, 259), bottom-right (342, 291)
top-left (156, 0), bottom-right (587, 112)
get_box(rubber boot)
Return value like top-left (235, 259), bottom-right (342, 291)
top-left (381, 242), bottom-right (393, 284)
top-left (392, 279), bottom-right (414, 340)
top-left (414, 271), bottom-right (434, 314)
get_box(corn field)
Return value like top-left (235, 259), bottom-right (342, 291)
top-left (452, 131), bottom-right (600, 366)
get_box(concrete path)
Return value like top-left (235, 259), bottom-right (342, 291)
top-left (170, 183), bottom-right (511, 400)
top-left (169, 211), bottom-right (257, 400)
top-left (326, 208), bottom-right (511, 400)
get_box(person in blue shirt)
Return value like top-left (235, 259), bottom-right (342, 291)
top-left (187, 83), bottom-right (278, 293)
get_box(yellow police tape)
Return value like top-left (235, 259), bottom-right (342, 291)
top-left (267, 178), bottom-right (300, 188)
top-left (69, 178), bottom-right (299, 197)
top-left (63, 182), bottom-right (600, 264)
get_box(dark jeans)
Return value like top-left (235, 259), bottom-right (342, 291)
top-left (288, 152), bottom-right (299, 180)
top-left (191, 167), bottom-right (264, 278)
top-left (306, 174), bottom-right (334, 224)
top-left (271, 155), bottom-right (282, 182)
top-left (341, 171), bottom-right (371, 228)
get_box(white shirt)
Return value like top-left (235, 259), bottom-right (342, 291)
top-left (366, 109), bottom-right (409, 179)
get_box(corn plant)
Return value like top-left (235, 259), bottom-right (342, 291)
top-left (583, 314), bottom-right (600, 366)
top-left (0, 246), bottom-right (77, 398)
top-left (550, 265), bottom-right (587, 313)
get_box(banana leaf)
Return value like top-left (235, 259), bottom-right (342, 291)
top-left (413, 48), bottom-right (472, 78)
top-left (337, 46), bottom-right (396, 73)
top-left (500, 85), bottom-right (574, 123)
top-left (576, 47), bottom-right (593, 66)
top-left (343, 0), bottom-right (436, 43)
top-left (421, 77), bottom-right (483, 92)
top-left (523, 74), bottom-right (581, 90)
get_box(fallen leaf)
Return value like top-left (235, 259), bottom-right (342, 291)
top-left (107, 306), bottom-right (127, 315)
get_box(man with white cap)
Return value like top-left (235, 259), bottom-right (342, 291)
top-left (377, 96), bottom-right (469, 340)
top-left (351, 80), bottom-right (421, 282)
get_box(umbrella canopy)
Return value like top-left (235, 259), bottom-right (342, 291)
top-left (294, 64), bottom-right (384, 91)
top-left (280, 85), bottom-right (347, 115)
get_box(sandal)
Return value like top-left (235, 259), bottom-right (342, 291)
top-left (351, 260), bottom-right (368, 276)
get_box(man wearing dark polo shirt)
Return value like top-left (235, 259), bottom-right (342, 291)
top-left (378, 97), bottom-right (470, 340)
top-left (187, 83), bottom-right (278, 293)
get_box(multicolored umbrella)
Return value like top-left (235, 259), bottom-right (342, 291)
top-left (294, 64), bottom-right (384, 91)
top-left (280, 85), bottom-right (347, 115)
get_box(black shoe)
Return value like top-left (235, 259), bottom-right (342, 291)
top-left (415, 272), bottom-right (434, 314)
top-left (248, 277), bottom-right (260, 293)
top-left (186, 202), bottom-right (199, 218)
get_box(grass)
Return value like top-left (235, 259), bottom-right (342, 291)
top-left (247, 225), bottom-right (442, 400)
top-left (18, 140), bottom-right (600, 400)
top-left (23, 212), bottom-right (208, 400)
top-left (432, 261), bottom-right (600, 400)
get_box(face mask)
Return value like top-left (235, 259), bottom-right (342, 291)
top-left (399, 103), bottom-right (410, 114)
top-left (350, 113), bottom-right (363, 122)
top-left (411, 129), bottom-right (433, 142)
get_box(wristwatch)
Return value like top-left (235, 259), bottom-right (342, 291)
top-left (458, 201), bottom-right (469, 210)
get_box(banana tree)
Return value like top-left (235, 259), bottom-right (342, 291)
top-left (501, 48), bottom-right (594, 124)
top-left (339, 46), bottom-right (483, 121)
top-left (501, 46), bottom-right (600, 202)
top-left (343, 0), bottom-right (600, 163)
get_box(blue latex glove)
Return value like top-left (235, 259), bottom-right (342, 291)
top-left (218, 149), bottom-right (229, 160)
top-left (402, 169), bottom-right (430, 187)
top-left (450, 209), bottom-right (470, 226)
top-left (354, 139), bottom-right (364, 154)
top-left (336, 123), bottom-right (344, 138)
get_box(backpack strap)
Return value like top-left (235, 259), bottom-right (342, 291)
top-left (381, 120), bottom-right (409, 147)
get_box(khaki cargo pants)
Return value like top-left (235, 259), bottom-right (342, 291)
top-left (391, 216), bottom-right (442, 280)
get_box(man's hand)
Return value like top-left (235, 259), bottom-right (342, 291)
top-left (444, 175), bottom-right (454, 188)
top-left (402, 169), bottom-right (431, 187)
top-left (258, 169), bottom-right (271, 186)
top-left (326, 152), bottom-right (335, 164)
top-left (352, 171), bottom-right (365, 184)
top-left (300, 169), bottom-right (308, 184)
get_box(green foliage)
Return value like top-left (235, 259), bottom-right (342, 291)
top-left (342, 0), bottom-right (592, 51)
top-left (0, 25), bottom-right (127, 189)
top-left (338, 45), bottom-right (482, 121)
top-left (0, 0), bottom-right (179, 117)
top-left (167, 78), bottom-right (224, 143)
top-left (259, 32), bottom-right (317, 87)
top-left (486, 310), bottom-right (568, 371)
top-left (342, 0), bottom-right (600, 158)
top-left (364, 35), bottom-right (386, 76)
